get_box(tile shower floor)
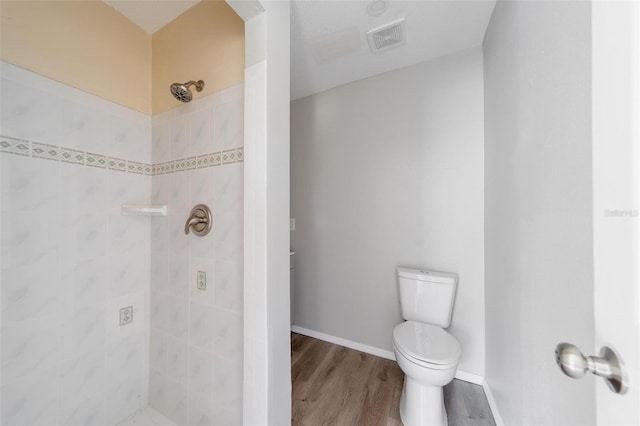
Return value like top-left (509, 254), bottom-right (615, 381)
top-left (117, 406), bottom-right (175, 426)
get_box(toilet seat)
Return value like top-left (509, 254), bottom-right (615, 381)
top-left (393, 321), bottom-right (461, 367)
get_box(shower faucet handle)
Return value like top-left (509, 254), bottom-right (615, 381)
top-left (184, 204), bottom-right (212, 236)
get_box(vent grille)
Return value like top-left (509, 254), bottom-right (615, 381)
top-left (366, 18), bottom-right (407, 53)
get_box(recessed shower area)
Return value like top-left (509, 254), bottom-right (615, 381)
top-left (0, 1), bottom-right (246, 424)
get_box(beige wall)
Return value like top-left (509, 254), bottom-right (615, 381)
top-left (152, 0), bottom-right (244, 114)
top-left (0, 0), bottom-right (151, 114)
top-left (0, 0), bottom-right (245, 116)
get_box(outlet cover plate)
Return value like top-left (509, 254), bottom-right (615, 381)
top-left (120, 306), bottom-right (133, 326)
top-left (197, 271), bottom-right (206, 290)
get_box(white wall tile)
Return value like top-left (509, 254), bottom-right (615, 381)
top-left (165, 335), bottom-right (189, 382)
top-left (172, 99), bottom-right (198, 118)
top-left (168, 255), bottom-right (189, 298)
top-left (190, 107), bottom-right (216, 156)
top-left (168, 171), bottom-right (191, 215)
top-left (214, 260), bottom-right (243, 313)
top-left (1, 257), bottom-right (60, 324)
top-left (151, 174), bottom-right (171, 204)
top-left (190, 167), bottom-right (215, 209)
top-left (150, 330), bottom-right (168, 372)
top-left (0, 79), bottom-right (61, 146)
top-left (107, 214), bottom-right (149, 254)
top-left (1, 154), bottom-right (61, 213)
top-left (61, 213), bottom-right (108, 262)
top-left (152, 116), bottom-right (171, 164)
top-left (189, 302), bottom-right (214, 351)
top-left (170, 114), bottom-right (190, 160)
top-left (196, 90), bottom-right (223, 112)
top-left (60, 164), bottom-right (108, 214)
top-left (166, 296), bottom-right (189, 339)
top-left (188, 345), bottom-right (214, 395)
top-left (60, 304), bottom-right (106, 360)
top-left (190, 229), bottom-right (215, 261)
top-left (59, 396), bottom-right (107, 426)
top-left (106, 292), bottom-right (148, 344)
top-left (103, 113), bottom-right (150, 164)
top-left (106, 374), bottom-right (148, 425)
top-left (151, 217), bottom-right (169, 254)
top-left (107, 333), bottom-right (148, 381)
top-left (60, 395), bottom-right (106, 426)
top-left (1, 62), bottom-right (153, 426)
top-left (59, 350), bottom-right (105, 401)
top-left (0, 211), bottom-right (61, 267)
top-left (214, 100), bottom-right (244, 151)
top-left (168, 214), bottom-right (190, 256)
top-left (214, 163), bottom-right (243, 215)
top-left (212, 354), bottom-right (243, 425)
top-left (163, 377), bottom-right (187, 425)
top-left (107, 254), bottom-right (150, 298)
top-left (60, 99), bottom-right (106, 153)
top-left (61, 257), bottom-right (107, 311)
top-left (214, 213), bottom-right (243, 262)
top-left (188, 393), bottom-right (214, 426)
top-left (0, 367), bottom-right (58, 426)
top-left (212, 308), bottom-right (243, 360)
top-left (1, 317), bottom-right (59, 384)
top-left (148, 369), bottom-right (167, 415)
top-left (107, 172), bottom-right (151, 216)
top-left (150, 291), bottom-right (169, 333)
top-left (222, 84), bottom-right (244, 103)
top-left (147, 82), bottom-right (244, 426)
top-left (189, 257), bottom-right (214, 306)
top-left (151, 252), bottom-right (169, 294)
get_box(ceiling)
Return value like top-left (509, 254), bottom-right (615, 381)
top-left (291, 0), bottom-right (495, 99)
top-left (102, 0), bottom-right (496, 100)
top-left (103, 0), bottom-right (200, 34)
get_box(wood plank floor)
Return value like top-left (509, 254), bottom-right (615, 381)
top-left (291, 333), bottom-right (495, 426)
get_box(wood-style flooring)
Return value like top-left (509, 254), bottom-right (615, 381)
top-left (291, 333), bottom-right (496, 426)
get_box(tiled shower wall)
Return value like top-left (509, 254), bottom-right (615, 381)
top-left (0, 61), bottom-right (152, 425)
top-left (148, 88), bottom-right (244, 424)
top-left (0, 60), bottom-right (245, 426)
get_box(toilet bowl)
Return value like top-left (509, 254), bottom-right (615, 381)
top-left (393, 267), bottom-right (461, 426)
top-left (393, 321), bottom-right (460, 426)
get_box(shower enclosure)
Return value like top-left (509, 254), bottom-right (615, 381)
top-left (0, 1), bottom-right (245, 424)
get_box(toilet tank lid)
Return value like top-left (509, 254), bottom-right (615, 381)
top-left (397, 267), bottom-right (458, 284)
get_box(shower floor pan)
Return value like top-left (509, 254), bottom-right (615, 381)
top-left (117, 406), bottom-right (175, 426)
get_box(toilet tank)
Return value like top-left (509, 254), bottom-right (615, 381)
top-left (397, 267), bottom-right (458, 328)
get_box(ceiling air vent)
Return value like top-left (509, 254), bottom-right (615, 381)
top-left (366, 18), bottom-right (407, 54)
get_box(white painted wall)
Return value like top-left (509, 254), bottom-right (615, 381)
top-left (483, 1), bottom-right (595, 424)
top-left (232, 1), bottom-right (291, 424)
top-left (592, 1), bottom-right (640, 423)
top-left (290, 48), bottom-right (485, 378)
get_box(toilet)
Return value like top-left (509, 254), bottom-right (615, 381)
top-left (392, 267), bottom-right (461, 426)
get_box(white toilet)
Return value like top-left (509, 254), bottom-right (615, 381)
top-left (392, 267), bottom-right (461, 426)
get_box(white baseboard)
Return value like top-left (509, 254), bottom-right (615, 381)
top-left (482, 378), bottom-right (504, 426)
top-left (291, 325), bottom-right (483, 387)
top-left (291, 325), bottom-right (396, 360)
top-left (454, 369), bottom-right (483, 385)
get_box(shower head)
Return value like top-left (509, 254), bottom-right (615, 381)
top-left (170, 80), bottom-right (205, 102)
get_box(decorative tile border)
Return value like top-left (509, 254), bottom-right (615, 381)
top-left (0, 135), bottom-right (244, 175)
top-left (0, 136), bottom-right (30, 156)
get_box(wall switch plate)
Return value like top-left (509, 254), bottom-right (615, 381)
top-left (120, 306), bottom-right (133, 326)
top-left (290, 218), bottom-right (295, 231)
top-left (197, 271), bottom-right (206, 290)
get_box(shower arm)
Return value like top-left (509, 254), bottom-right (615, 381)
top-left (184, 80), bottom-right (205, 92)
